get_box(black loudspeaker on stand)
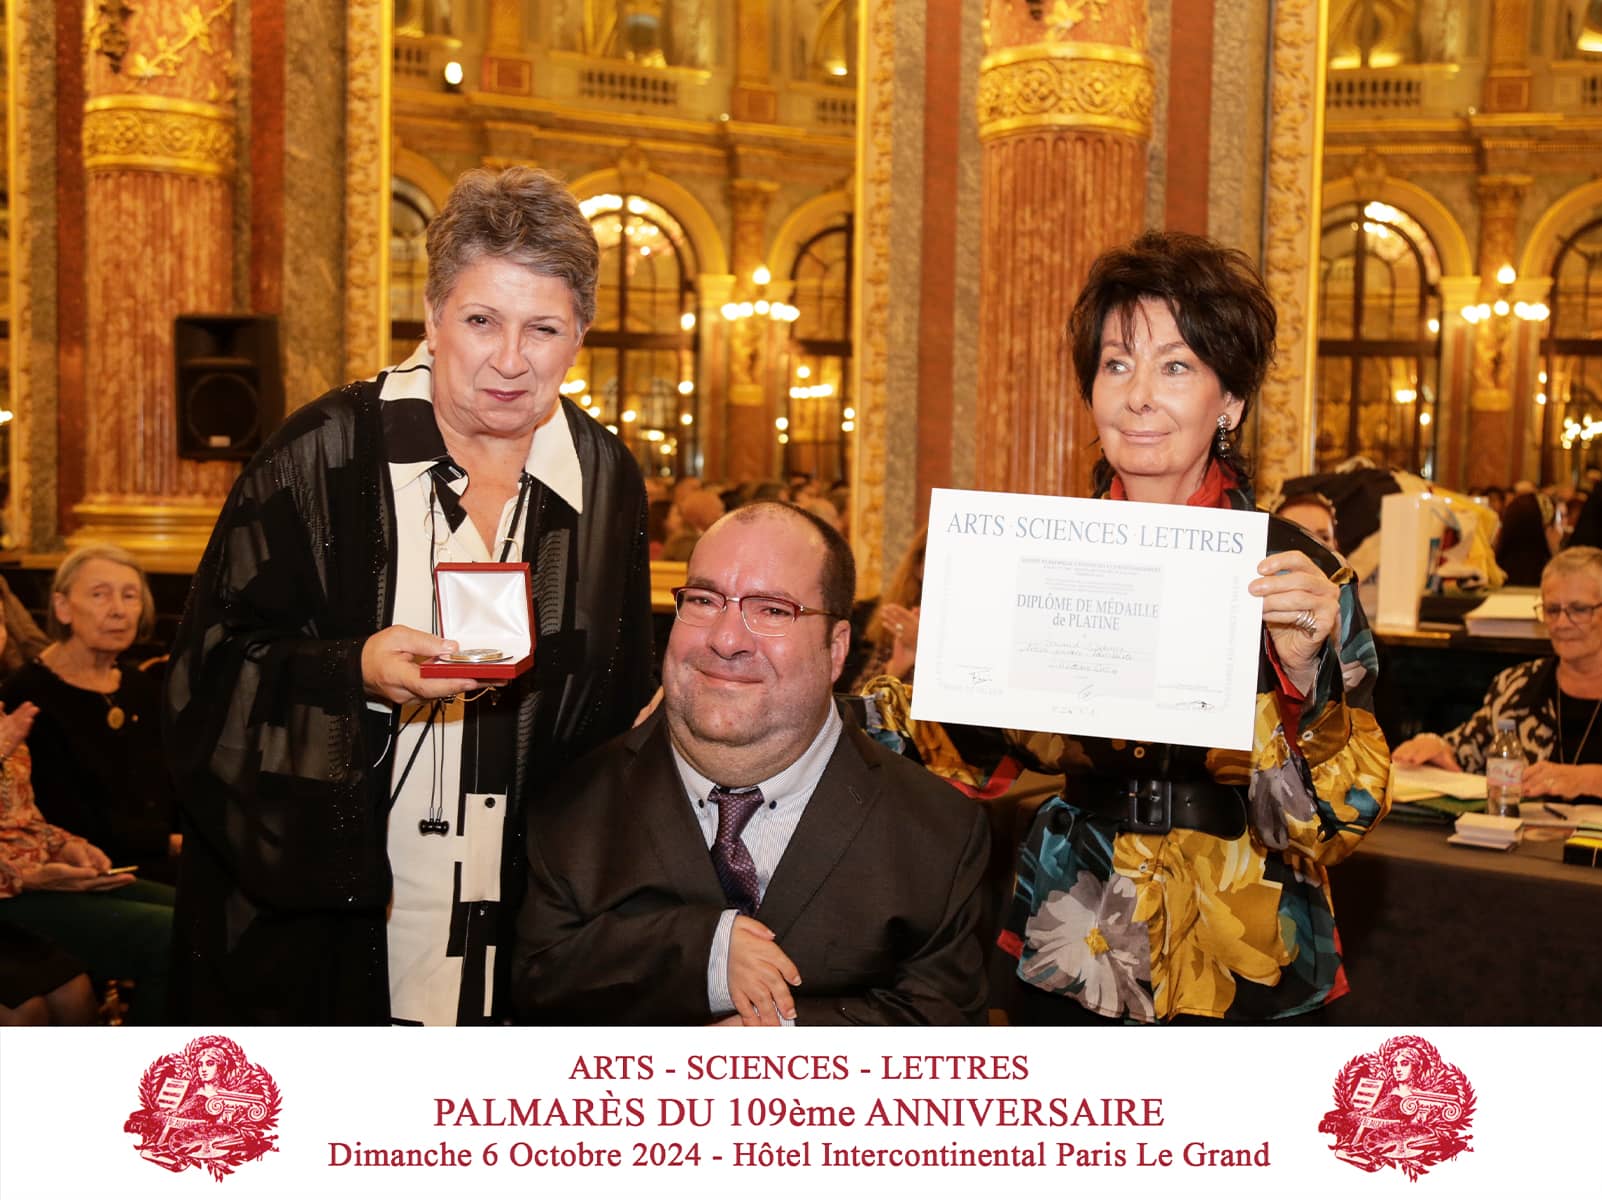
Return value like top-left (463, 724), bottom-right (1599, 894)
top-left (174, 314), bottom-right (284, 461)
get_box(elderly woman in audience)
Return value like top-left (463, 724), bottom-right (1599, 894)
top-left (1394, 546), bottom-right (1602, 796)
top-left (0, 544), bottom-right (177, 884)
top-left (0, 616), bottom-right (173, 1024)
top-left (1001, 231), bottom-right (1390, 1025)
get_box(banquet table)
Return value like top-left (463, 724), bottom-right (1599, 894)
top-left (1327, 818), bottom-right (1601, 1025)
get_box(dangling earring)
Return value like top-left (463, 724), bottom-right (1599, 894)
top-left (1216, 413), bottom-right (1231, 455)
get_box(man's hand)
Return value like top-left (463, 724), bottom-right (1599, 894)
top-left (361, 625), bottom-right (478, 704)
top-left (727, 915), bottom-right (801, 1026)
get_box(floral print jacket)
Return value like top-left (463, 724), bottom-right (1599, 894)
top-left (989, 476), bottom-right (1392, 1022)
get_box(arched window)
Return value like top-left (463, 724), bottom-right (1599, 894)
top-left (783, 219), bottom-right (852, 485)
top-left (1542, 216), bottom-right (1602, 481)
top-left (389, 180), bottom-right (434, 362)
top-left (573, 193), bottom-right (700, 479)
top-left (1316, 200), bottom-right (1444, 476)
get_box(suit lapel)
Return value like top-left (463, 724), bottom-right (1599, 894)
top-left (628, 714), bottom-right (727, 904)
top-left (756, 726), bottom-right (881, 940)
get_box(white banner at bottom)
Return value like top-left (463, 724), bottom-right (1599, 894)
top-left (1, 1026), bottom-right (1589, 1197)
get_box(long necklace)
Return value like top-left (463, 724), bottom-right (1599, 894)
top-left (102, 688), bottom-right (126, 730)
top-left (1556, 688), bottom-right (1602, 765)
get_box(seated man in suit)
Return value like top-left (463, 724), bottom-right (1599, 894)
top-left (514, 502), bottom-right (988, 1025)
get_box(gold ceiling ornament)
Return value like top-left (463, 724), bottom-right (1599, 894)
top-left (82, 95), bottom-right (235, 177)
top-left (978, 43), bottom-right (1153, 141)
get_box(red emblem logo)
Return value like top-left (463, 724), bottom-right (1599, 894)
top-left (1319, 1035), bottom-right (1475, 1180)
top-left (124, 1035), bottom-right (281, 1180)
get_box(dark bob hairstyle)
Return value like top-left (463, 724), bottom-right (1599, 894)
top-left (1068, 230), bottom-right (1277, 491)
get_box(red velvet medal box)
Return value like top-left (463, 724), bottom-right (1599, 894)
top-left (418, 561), bottom-right (535, 680)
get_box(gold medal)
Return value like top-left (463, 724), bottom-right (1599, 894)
top-left (106, 705), bottom-right (125, 730)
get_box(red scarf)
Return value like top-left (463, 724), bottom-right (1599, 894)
top-left (1106, 459), bottom-right (1237, 509)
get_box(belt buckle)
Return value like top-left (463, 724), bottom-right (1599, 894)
top-left (1125, 778), bottom-right (1172, 834)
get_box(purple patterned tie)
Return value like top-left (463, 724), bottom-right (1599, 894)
top-left (708, 786), bottom-right (765, 915)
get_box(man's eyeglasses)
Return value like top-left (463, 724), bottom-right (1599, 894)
top-left (672, 586), bottom-right (846, 638)
top-left (1535, 601), bottom-right (1602, 623)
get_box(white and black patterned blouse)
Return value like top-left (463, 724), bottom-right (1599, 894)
top-left (1440, 656), bottom-right (1602, 772)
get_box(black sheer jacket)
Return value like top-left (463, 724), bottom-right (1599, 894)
top-left (163, 378), bottom-right (654, 1024)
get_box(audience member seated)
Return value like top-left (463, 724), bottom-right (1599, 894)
top-left (1394, 547), bottom-right (1602, 796)
top-left (0, 921), bottom-right (96, 1025)
top-left (1494, 492), bottom-right (1554, 587)
top-left (0, 627), bottom-right (174, 1023)
top-left (661, 490), bottom-right (726, 561)
top-left (1276, 491), bottom-right (1340, 555)
top-left (0, 545), bottom-right (179, 883)
top-left (0, 576), bottom-right (49, 680)
top-left (647, 498), bottom-right (673, 560)
top-left (798, 495), bottom-right (843, 535)
top-left (852, 525), bottom-right (927, 689)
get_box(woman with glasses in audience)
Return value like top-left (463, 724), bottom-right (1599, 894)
top-left (1394, 546), bottom-right (1602, 796)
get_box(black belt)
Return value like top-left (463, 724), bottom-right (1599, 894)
top-left (1072, 777), bottom-right (1246, 839)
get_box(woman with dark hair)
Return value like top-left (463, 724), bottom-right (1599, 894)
top-left (852, 525), bottom-right (928, 689)
top-left (1001, 231), bottom-right (1390, 1024)
top-left (1495, 492), bottom-right (1553, 586)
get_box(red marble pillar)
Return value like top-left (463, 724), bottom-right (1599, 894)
top-left (974, 0), bottom-right (1153, 498)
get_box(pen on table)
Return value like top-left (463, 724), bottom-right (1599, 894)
top-left (1543, 802), bottom-right (1570, 820)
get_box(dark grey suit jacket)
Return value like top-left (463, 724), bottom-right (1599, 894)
top-left (513, 711), bottom-right (990, 1025)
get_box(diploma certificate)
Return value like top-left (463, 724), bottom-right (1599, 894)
top-left (909, 488), bottom-right (1270, 750)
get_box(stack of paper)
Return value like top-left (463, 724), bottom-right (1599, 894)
top-left (1391, 763), bottom-right (1486, 803)
top-left (1449, 812), bottom-right (1523, 850)
top-left (1462, 588), bottom-right (1544, 639)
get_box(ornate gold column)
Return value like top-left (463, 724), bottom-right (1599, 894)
top-left (1466, 175), bottom-right (1528, 488)
top-left (1253, 0), bottom-right (1327, 496)
top-left (973, 0), bottom-right (1153, 498)
top-left (730, 0), bottom-right (777, 123)
top-left (345, 0), bottom-right (391, 381)
top-left (724, 178), bottom-right (777, 482)
top-left (73, 0), bottom-right (240, 561)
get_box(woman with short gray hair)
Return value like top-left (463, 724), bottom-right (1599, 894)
top-left (1394, 546), bottom-right (1602, 797)
top-left (166, 166), bottom-right (654, 1025)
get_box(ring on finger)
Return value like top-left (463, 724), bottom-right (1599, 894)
top-left (1292, 609), bottom-right (1319, 635)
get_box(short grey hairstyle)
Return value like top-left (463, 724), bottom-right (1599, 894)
top-left (49, 543), bottom-right (156, 642)
top-left (1542, 545), bottom-right (1602, 589)
top-left (424, 167), bottom-right (599, 330)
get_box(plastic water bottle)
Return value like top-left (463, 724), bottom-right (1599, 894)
top-left (1485, 717), bottom-right (1523, 819)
